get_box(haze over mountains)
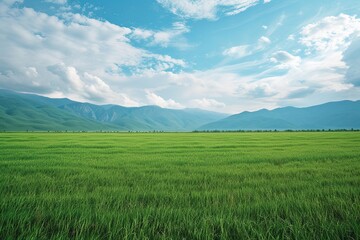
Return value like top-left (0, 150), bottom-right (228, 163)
top-left (1, 89), bottom-right (359, 131)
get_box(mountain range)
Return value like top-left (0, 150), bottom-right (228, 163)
top-left (1, 89), bottom-right (359, 131)
top-left (0, 89), bottom-right (227, 131)
top-left (198, 100), bottom-right (360, 131)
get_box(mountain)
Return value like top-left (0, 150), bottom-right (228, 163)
top-left (59, 103), bottom-right (229, 131)
top-left (198, 100), bottom-right (360, 131)
top-left (0, 89), bottom-right (228, 131)
top-left (0, 89), bottom-right (118, 131)
top-left (3, 89), bottom-right (359, 132)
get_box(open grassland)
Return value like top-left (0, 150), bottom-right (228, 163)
top-left (0, 132), bottom-right (360, 239)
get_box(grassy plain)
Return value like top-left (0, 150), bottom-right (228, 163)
top-left (0, 132), bottom-right (359, 239)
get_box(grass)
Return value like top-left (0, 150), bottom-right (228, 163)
top-left (0, 132), bottom-right (359, 239)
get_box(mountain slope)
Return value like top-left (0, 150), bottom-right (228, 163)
top-left (59, 103), bottom-right (228, 131)
top-left (0, 89), bottom-right (228, 131)
top-left (198, 100), bottom-right (360, 130)
top-left (0, 89), bottom-right (118, 131)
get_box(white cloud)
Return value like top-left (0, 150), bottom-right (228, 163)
top-left (263, 0), bottom-right (271, 3)
top-left (47, 63), bottom-right (83, 91)
top-left (288, 52), bottom-right (347, 91)
top-left (191, 98), bottom-right (226, 109)
top-left (125, 14), bottom-right (360, 112)
top-left (270, 51), bottom-right (301, 68)
top-left (131, 29), bottom-right (153, 39)
top-left (238, 14), bottom-right (360, 105)
top-left (46, 63), bottom-right (139, 105)
top-left (0, 4), bottom-right (185, 106)
top-left (218, 14), bottom-right (360, 110)
top-left (146, 91), bottom-right (183, 109)
top-left (223, 36), bottom-right (271, 58)
top-left (156, 0), bottom-right (259, 20)
top-left (258, 36), bottom-right (271, 45)
top-left (300, 14), bottom-right (360, 53)
top-left (44, 0), bottom-right (67, 4)
top-left (223, 45), bottom-right (252, 58)
top-left (115, 67), bottom-right (240, 112)
top-left (297, 14), bottom-right (360, 88)
top-left (131, 22), bottom-right (190, 49)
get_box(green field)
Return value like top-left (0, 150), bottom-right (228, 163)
top-left (1, 132), bottom-right (359, 239)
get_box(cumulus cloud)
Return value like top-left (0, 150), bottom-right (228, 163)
top-left (217, 14), bottom-right (360, 109)
top-left (191, 98), bottom-right (226, 109)
top-left (241, 13), bottom-right (360, 107)
top-left (297, 14), bottom-right (360, 88)
top-left (156, 0), bottom-right (259, 20)
top-left (46, 63), bottom-right (138, 105)
top-left (146, 91), bottom-right (183, 109)
top-left (0, 3), bottom-right (185, 106)
top-left (271, 51), bottom-right (301, 68)
top-left (47, 63), bottom-right (84, 92)
top-left (300, 13), bottom-right (360, 53)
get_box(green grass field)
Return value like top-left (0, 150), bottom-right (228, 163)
top-left (1, 132), bottom-right (359, 239)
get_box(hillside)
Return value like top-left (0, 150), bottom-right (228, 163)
top-left (0, 89), bottom-right (118, 131)
top-left (0, 89), bottom-right (227, 131)
top-left (198, 101), bottom-right (360, 131)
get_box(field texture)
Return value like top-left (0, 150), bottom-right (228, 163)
top-left (0, 132), bottom-right (360, 239)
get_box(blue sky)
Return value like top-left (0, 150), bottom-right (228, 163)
top-left (1, 0), bottom-right (360, 113)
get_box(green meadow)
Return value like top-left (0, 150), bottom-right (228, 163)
top-left (0, 132), bottom-right (359, 239)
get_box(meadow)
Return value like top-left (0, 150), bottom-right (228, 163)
top-left (0, 132), bottom-right (359, 239)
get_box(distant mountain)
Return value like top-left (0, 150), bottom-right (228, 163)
top-left (0, 89), bottom-right (118, 131)
top-left (59, 102), bottom-right (228, 131)
top-left (0, 89), bottom-right (228, 131)
top-left (3, 89), bottom-right (359, 131)
top-left (198, 100), bottom-right (360, 131)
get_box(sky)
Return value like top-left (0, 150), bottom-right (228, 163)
top-left (1, 0), bottom-right (360, 113)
